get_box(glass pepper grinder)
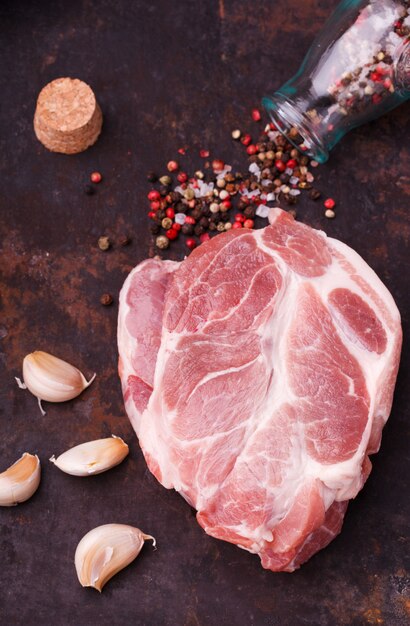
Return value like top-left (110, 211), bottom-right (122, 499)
top-left (262, 0), bottom-right (410, 163)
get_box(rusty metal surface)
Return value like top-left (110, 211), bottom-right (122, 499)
top-left (0, 1), bottom-right (409, 624)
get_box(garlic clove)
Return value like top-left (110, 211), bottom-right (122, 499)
top-left (75, 524), bottom-right (156, 592)
top-left (0, 453), bottom-right (41, 506)
top-left (21, 351), bottom-right (96, 414)
top-left (50, 435), bottom-right (129, 476)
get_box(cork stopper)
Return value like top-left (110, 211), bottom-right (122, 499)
top-left (34, 77), bottom-right (103, 154)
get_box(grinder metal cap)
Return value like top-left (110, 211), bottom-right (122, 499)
top-left (34, 77), bottom-right (103, 154)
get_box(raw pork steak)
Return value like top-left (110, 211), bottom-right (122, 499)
top-left (118, 208), bottom-right (401, 572)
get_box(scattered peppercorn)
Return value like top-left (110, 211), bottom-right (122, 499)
top-left (156, 235), bottom-right (169, 249)
top-left (159, 175), bottom-right (172, 186)
top-left (324, 198), bottom-right (336, 209)
top-left (98, 236), bottom-right (110, 251)
top-left (167, 160), bottom-right (179, 172)
top-left (145, 107), bottom-right (336, 254)
top-left (100, 293), bottom-right (113, 306)
top-left (147, 190), bottom-right (161, 202)
top-left (90, 171), bottom-right (102, 183)
top-left (161, 217), bottom-right (173, 230)
top-left (325, 209), bottom-right (336, 219)
top-left (166, 228), bottom-right (178, 240)
top-left (119, 235), bottom-right (131, 246)
top-left (251, 108), bottom-right (261, 122)
top-left (186, 238), bottom-right (196, 250)
top-left (309, 188), bottom-right (322, 201)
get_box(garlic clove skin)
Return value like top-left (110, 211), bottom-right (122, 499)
top-left (21, 351), bottom-right (96, 412)
top-left (0, 453), bottom-right (41, 507)
top-left (75, 524), bottom-right (156, 592)
top-left (50, 436), bottom-right (129, 476)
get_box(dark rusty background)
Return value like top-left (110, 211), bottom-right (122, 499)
top-left (0, 1), bottom-right (409, 624)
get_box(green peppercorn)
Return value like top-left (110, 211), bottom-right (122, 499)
top-left (216, 222), bottom-right (225, 232)
top-left (98, 236), bottom-right (110, 251)
top-left (156, 235), bottom-right (169, 249)
top-left (159, 175), bottom-right (172, 186)
top-left (184, 188), bottom-right (195, 200)
top-left (161, 217), bottom-right (173, 230)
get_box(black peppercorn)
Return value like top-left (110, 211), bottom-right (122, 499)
top-left (169, 191), bottom-right (181, 202)
top-left (209, 222), bottom-right (217, 231)
top-left (244, 206), bottom-right (255, 218)
top-left (175, 202), bottom-right (186, 213)
top-left (157, 209), bottom-right (166, 220)
top-left (147, 171), bottom-right (157, 183)
top-left (309, 188), bottom-right (322, 201)
top-left (182, 224), bottom-right (194, 235)
top-left (191, 209), bottom-right (201, 220)
top-left (150, 223), bottom-right (160, 234)
top-left (194, 225), bottom-right (205, 236)
top-left (84, 184), bottom-right (96, 195)
top-left (199, 216), bottom-right (209, 228)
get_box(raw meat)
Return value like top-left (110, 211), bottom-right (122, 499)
top-left (118, 208), bottom-right (401, 572)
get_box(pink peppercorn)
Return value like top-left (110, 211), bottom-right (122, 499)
top-left (222, 199), bottom-right (232, 209)
top-left (324, 198), bottom-right (336, 209)
top-left (275, 160), bottom-right (286, 172)
top-left (241, 134), bottom-right (252, 146)
top-left (286, 159), bottom-right (297, 169)
top-left (172, 223), bottom-right (181, 231)
top-left (186, 238), bottom-right (196, 249)
top-left (177, 172), bottom-right (188, 183)
top-left (185, 216), bottom-right (196, 225)
top-left (243, 219), bottom-right (254, 229)
top-left (148, 211), bottom-right (156, 219)
top-left (234, 213), bottom-right (245, 223)
top-left (150, 201), bottom-right (160, 211)
top-left (212, 159), bottom-right (225, 172)
top-left (246, 145), bottom-right (258, 155)
top-left (90, 171), bottom-right (102, 183)
top-left (166, 228), bottom-right (178, 240)
top-left (200, 149), bottom-right (210, 158)
top-left (232, 221), bottom-right (243, 229)
top-left (166, 208), bottom-right (175, 219)
top-left (200, 233), bottom-right (211, 243)
top-left (147, 190), bottom-right (160, 201)
top-left (251, 108), bottom-right (261, 122)
top-left (167, 160), bottom-right (179, 172)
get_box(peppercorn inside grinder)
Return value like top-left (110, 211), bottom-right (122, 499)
top-left (262, 0), bottom-right (410, 163)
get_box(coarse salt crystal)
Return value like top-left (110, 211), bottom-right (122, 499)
top-left (242, 189), bottom-right (260, 198)
top-left (285, 168), bottom-right (293, 176)
top-left (266, 192), bottom-right (276, 202)
top-left (256, 204), bottom-right (270, 218)
top-left (289, 176), bottom-right (299, 185)
top-left (216, 165), bottom-right (232, 180)
top-left (261, 179), bottom-right (271, 186)
top-left (249, 163), bottom-right (261, 180)
top-left (194, 180), bottom-right (214, 198)
top-left (175, 213), bottom-right (186, 225)
top-left (306, 172), bottom-right (314, 183)
top-left (289, 189), bottom-right (301, 196)
top-left (174, 185), bottom-right (185, 195)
